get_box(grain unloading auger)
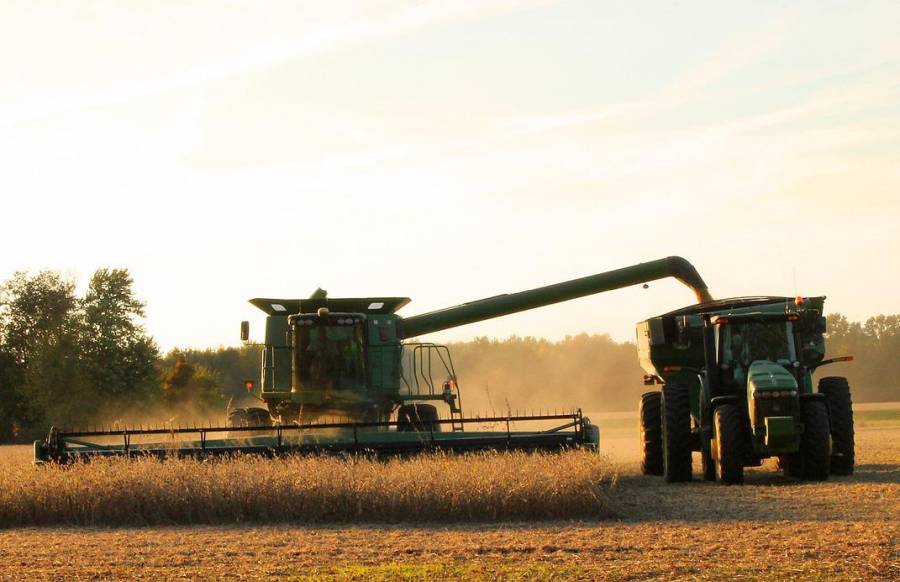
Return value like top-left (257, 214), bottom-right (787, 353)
top-left (35, 256), bottom-right (712, 463)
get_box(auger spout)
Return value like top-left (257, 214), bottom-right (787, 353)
top-left (399, 256), bottom-right (712, 339)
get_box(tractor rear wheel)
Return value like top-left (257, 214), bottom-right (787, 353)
top-left (778, 455), bottom-right (801, 478)
top-left (798, 398), bottom-right (830, 481)
top-left (714, 404), bottom-right (746, 485)
top-left (639, 391), bottom-right (663, 475)
top-left (661, 384), bottom-right (692, 482)
top-left (397, 404), bottom-right (439, 432)
top-left (818, 376), bottom-right (855, 475)
top-left (700, 430), bottom-right (716, 481)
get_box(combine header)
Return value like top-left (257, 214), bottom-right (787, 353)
top-left (36, 256), bottom-right (713, 463)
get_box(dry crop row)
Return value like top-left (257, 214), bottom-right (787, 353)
top-left (0, 450), bottom-right (615, 527)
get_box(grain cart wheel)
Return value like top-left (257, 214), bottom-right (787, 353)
top-left (397, 404), bottom-right (440, 432)
top-left (661, 384), bottom-right (692, 482)
top-left (798, 398), bottom-right (830, 481)
top-left (639, 391), bottom-right (663, 476)
top-left (818, 377), bottom-right (855, 475)
top-left (714, 404), bottom-right (745, 485)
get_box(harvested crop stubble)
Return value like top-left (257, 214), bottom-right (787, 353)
top-left (0, 450), bottom-right (615, 527)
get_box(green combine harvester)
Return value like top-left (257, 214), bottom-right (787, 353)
top-left (636, 296), bottom-right (855, 484)
top-left (35, 256), bottom-right (713, 463)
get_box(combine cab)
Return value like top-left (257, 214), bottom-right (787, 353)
top-left (637, 296), bottom-right (855, 484)
top-left (35, 256), bottom-right (714, 463)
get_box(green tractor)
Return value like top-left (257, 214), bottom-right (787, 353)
top-left (637, 296), bottom-right (855, 484)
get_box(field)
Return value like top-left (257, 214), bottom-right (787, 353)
top-left (0, 404), bottom-right (898, 580)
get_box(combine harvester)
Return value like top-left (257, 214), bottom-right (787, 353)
top-left (36, 256), bottom-right (712, 463)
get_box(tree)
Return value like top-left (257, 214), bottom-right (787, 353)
top-left (0, 271), bottom-right (82, 435)
top-left (162, 351), bottom-right (223, 413)
top-left (80, 268), bottom-right (160, 409)
top-left (0, 271), bottom-right (78, 366)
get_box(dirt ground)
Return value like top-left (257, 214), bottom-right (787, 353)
top-left (1, 411), bottom-right (898, 580)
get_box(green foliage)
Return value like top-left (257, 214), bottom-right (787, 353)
top-left (0, 271), bottom-right (82, 437)
top-left (160, 345), bottom-right (262, 407)
top-left (0, 269), bottom-right (160, 441)
top-left (162, 351), bottom-right (223, 411)
top-left (80, 269), bottom-right (159, 406)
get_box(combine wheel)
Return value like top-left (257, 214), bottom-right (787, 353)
top-left (661, 384), bottom-right (692, 482)
top-left (244, 407), bottom-right (273, 427)
top-left (798, 398), bottom-right (830, 481)
top-left (818, 377), bottom-right (855, 475)
top-left (228, 408), bottom-right (249, 427)
top-left (397, 404), bottom-right (439, 432)
top-left (639, 391), bottom-right (663, 475)
top-left (714, 404), bottom-right (746, 485)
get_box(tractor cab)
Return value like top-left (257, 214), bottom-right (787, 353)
top-left (711, 312), bottom-right (800, 394)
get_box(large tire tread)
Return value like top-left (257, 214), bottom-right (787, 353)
top-left (639, 391), bottom-right (663, 476)
top-left (818, 376), bottom-right (855, 475)
top-left (714, 404), bottom-right (746, 485)
top-left (799, 398), bottom-right (830, 481)
top-left (661, 384), bottom-right (692, 482)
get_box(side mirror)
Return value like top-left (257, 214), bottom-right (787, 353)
top-left (240, 321), bottom-right (250, 342)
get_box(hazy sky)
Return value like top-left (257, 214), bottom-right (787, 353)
top-left (2, 0), bottom-right (899, 350)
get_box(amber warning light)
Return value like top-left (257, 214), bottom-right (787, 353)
top-left (244, 380), bottom-right (255, 392)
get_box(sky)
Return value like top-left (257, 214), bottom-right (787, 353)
top-left (1, 0), bottom-right (899, 351)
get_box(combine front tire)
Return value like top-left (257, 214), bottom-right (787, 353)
top-left (661, 384), bottom-right (692, 482)
top-left (798, 398), bottom-right (830, 481)
top-left (228, 408), bottom-right (249, 427)
top-left (639, 391), bottom-right (663, 476)
top-left (819, 377), bottom-right (855, 475)
top-left (245, 407), bottom-right (273, 426)
top-left (397, 404), bottom-right (439, 432)
top-left (714, 404), bottom-right (746, 485)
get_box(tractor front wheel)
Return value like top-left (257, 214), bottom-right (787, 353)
top-left (798, 398), bottom-right (830, 481)
top-left (714, 404), bottom-right (746, 485)
top-left (639, 391), bottom-right (663, 476)
top-left (818, 376), bottom-right (855, 475)
top-left (661, 384), bottom-right (692, 482)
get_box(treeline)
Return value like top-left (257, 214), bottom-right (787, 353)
top-left (446, 334), bottom-right (641, 414)
top-left (0, 270), bottom-right (256, 442)
top-left (1, 268), bottom-right (897, 443)
top-left (823, 313), bottom-right (900, 403)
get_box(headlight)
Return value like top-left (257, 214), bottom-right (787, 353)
top-left (756, 390), bottom-right (798, 399)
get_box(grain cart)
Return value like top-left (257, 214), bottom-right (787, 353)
top-left (36, 256), bottom-right (712, 463)
top-left (636, 296), bottom-right (854, 484)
